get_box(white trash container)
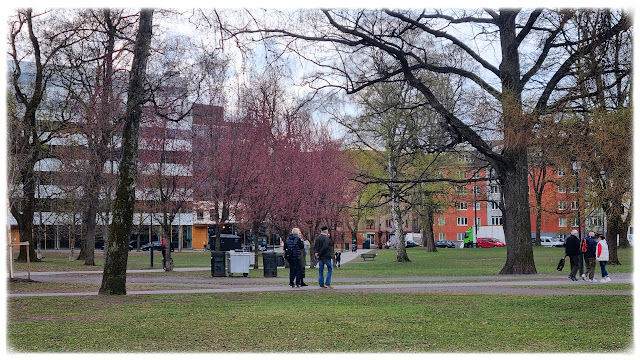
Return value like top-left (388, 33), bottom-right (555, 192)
top-left (227, 250), bottom-right (251, 277)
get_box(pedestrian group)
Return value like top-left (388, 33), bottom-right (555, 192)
top-left (565, 229), bottom-right (611, 283)
top-left (283, 225), bottom-right (334, 289)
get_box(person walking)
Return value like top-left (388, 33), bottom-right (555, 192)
top-left (565, 229), bottom-right (581, 281)
top-left (583, 232), bottom-right (598, 282)
top-left (596, 235), bottom-right (611, 283)
top-left (580, 232), bottom-right (596, 280)
top-left (314, 226), bottom-right (334, 289)
top-left (284, 228), bottom-right (304, 288)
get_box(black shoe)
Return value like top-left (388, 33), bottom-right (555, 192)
top-left (301, 283), bottom-right (308, 287)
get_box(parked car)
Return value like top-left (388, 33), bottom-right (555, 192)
top-left (538, 236), bottom-right (565, 247)
top-left (140, 241), bottom-right (174, 252)
top-left (477, 237), bottom-right (505, 248)
top-left (435, 240), bottom-right (456, 248)
top-left (405, 240), bottom-right (421, 248)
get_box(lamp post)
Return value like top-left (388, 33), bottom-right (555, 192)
top-left (572, 160), bottom-right (582, 240)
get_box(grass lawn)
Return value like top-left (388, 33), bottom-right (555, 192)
top-left (10, 247), bottom-right (633, 278)
top-left (7, 292), bottom-right (632, 353)
top-left (337, 247), bottom-right (633, 277)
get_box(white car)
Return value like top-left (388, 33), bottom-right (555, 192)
top-left (539, 237), bottom-right (565, 247)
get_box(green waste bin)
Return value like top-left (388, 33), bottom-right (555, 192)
top-left (211, 251), bottom-right (226, 277)
top-left (263, 252), bottom-right (277, 277)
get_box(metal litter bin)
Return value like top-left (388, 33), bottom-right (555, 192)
top-left (227, 250), bottom-right (250, 277)
top-left (210, 251), bottom-right (226, 277)
top-left (263, 252), bottom-right (277, 277)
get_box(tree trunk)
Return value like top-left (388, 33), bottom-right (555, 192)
top-left (422, 204), bottom-right (437, 252)
top-left (605, 205), bottom-right (624, 265)
top-left (498, 152), bottom-right (537, 274)
top-left (80, 208), bottom-right (96, 265)
top-left (99, 9), bottom-right (154, 295)
top-left (252, 222), bottom-right (260, 269)
top-left (15, 168), bottom-right (39, 262)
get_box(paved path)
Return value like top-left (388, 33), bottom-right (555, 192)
top-left (8, 248), bottom-right (633, 298)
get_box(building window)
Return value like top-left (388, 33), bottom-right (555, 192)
top-left (456, 202), bottom-right (468, 210)
top-left (365, 219), bottom-right (374, 230)
top-left (570, 186), bottom-right (578, 194)
top-left (491, 216), bottom-right (503, 226)
top-left (490, 202), bottom-right (499, 210)
top-left (412, 219), bottom-right (419, 231)
top-left (571, 218), bottom-right (580, 227)
top-left (474, 201), bottom-right (481, 210)
top-left (588, 217), bottom-right (604, 227)
top-left (456, 186), bottom-right (467, 195)
top-left (457, 217), bottom-right (468, 226)
top-left (439, 233), bottom-right (446, 241)
top-left (559, 217), bottom-right (567, 227)
top-left (475, 217), bottom-right (481, 227)
top-left (471, 171), bottom-right (480, 179)
top-left (571, 201), bottom-right (579, 210)
top-left (457, 170), bottom-right (466, 180)
top-left (473, 185), bottom-right (480, 195)
top-left (558, 201), bottom-right (567, 211)
top-left (457, 233), bottom-right (466, 241)
top-left (438, 217), bottom-right (445, 226)
top-left (490, 185), bottom-right (500, 194)
top-left (197, 212), bottom-right (204, 221)
top-left (558, 168), bottom-right (565, 177)
top-left (558, 185), bottom-right (566, 194)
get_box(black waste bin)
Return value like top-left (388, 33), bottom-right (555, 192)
top-left (363, 240), bottom-right (370, 249)
top-left (211, 251), bottom-right (226, 277)
top-left (263, 252), bottom-right (277, 277)
top-left (345, 242), bottom-right (349, 250)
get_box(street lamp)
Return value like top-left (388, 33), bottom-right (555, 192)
top-left (572, 159), bottom-right (582, 240)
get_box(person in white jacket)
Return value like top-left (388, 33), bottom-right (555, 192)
top-left (596, 235), bottom-right (611, 283)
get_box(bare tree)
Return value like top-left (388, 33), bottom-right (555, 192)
top-left (100, 9), bottom-right (154, 295)
top-left (8, 9), bottom-right (86, 262)
top-left (223, 8), bottom-right (631, 274)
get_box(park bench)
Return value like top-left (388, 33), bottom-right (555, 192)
top-left (360, 253), bottom-right (377, 261)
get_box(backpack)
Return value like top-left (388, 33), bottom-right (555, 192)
top-left (580, 238), bottom-right (587, 253)
top-left (284, 245), bottom-right (294, 260)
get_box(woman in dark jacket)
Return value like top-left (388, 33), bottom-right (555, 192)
top-left (284, 228), bottom-right (304, 288)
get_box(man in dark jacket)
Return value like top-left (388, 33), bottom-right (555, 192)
top-left (314, 226), bottom-right (333, 288)
top-left (583, 232), bottom-right (598, 282)
top-left (285, 228), bottom-right (304, 288)
top-left (564, 229), bottom-right (581, 281)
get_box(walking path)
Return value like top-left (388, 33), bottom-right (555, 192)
top-left (8, 248), bottom-right (633, 298)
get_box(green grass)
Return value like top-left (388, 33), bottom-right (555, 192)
top-left (10, 247), bottom-right (633, 278)
top-left (7, 292), bottom-right (633, 352)
top-left (339, 247), bottom-right (633, 277)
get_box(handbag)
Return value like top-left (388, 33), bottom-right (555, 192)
top-left (556, 256), bottom-right (566, 271)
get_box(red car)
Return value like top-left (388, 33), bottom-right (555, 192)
top-left (477, 237), bottom-right (505, 248)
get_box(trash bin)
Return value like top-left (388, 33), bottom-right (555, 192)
top-left (248, 252), bottom-right (256, 266)
top-left (263, 252), bottom-right (277, 277)
top-left (210, 251), bottom-right (226, 277)
top-left (345, 242), bottom-right (350, 250)
top-left (227, 250), bottom-right (251, 277)
top-left (363, 240), bottom-right (370, 249)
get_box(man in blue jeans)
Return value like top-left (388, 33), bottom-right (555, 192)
top-left (314, 226), bottom-right (333, 288)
